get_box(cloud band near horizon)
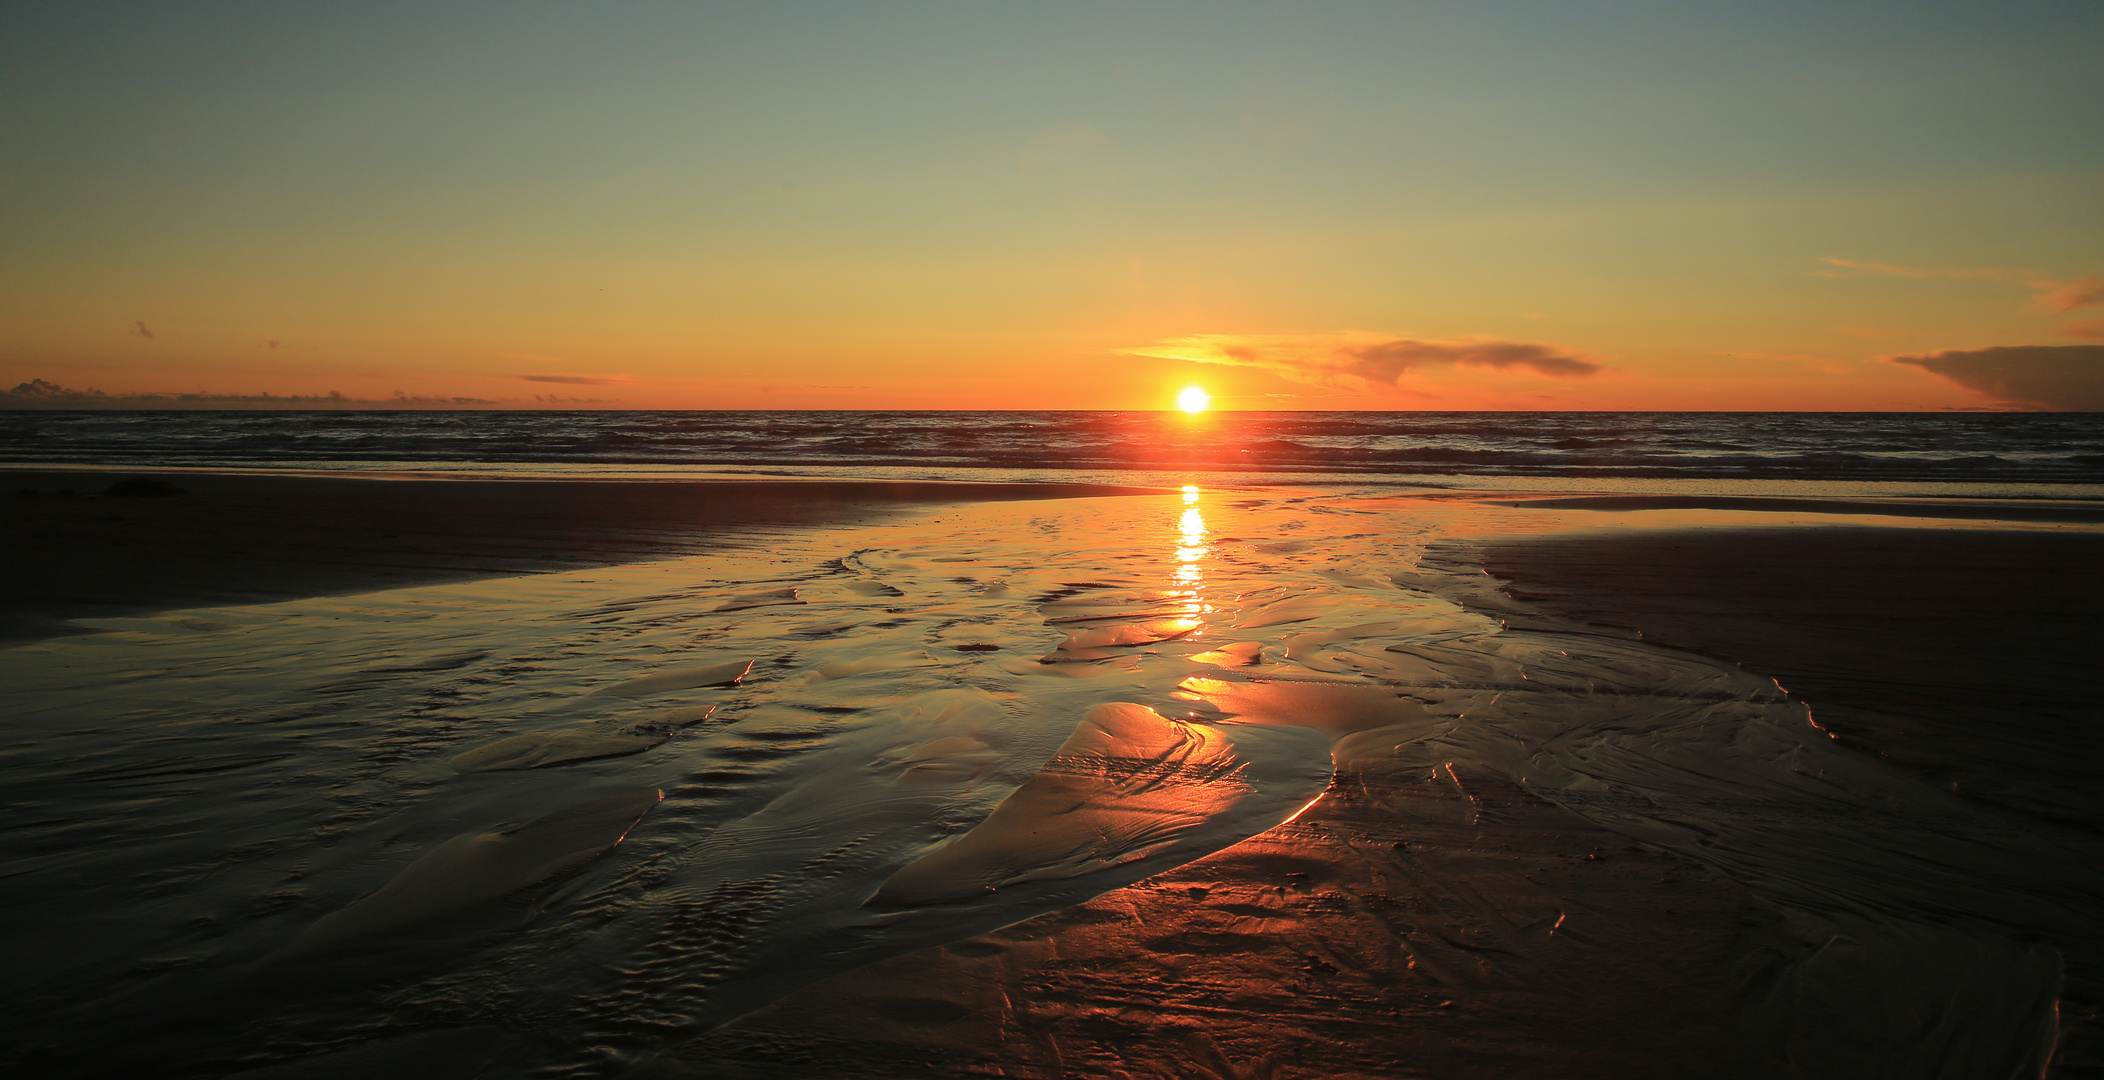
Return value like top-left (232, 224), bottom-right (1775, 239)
top-left (1123, 333), bottom-right (1603, 388)
top-left (1887, 345), bottom-right (2104, 411)
top-left (518, 374), bottom-right (628, 386)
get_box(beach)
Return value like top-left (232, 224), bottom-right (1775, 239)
top-left (2, 469), bottom-right (2100, 1078)
top-left (12, 0), bottom-right (2103, 1072)
top-left (0, 470), bottom-right (1154, 640)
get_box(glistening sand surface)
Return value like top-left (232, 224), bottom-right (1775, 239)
top-left (1, 482), bottom-right (2097, 1078)
top-left (0, 470), bottom-right (1156, 640)
top-left (665, 516), bottom-right (2102, 1079)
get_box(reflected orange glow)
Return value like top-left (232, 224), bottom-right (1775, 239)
top-left (1172, 486), bottom-right (1210, 628)
top-left (1176, 675), bottom-right (1426, 738)
top-left (1178, 509), bottom-right (1205, 553)
top-left (1276, 792), bottom-right (1328, 826)
top-left (869, 702), bottom-right (1251, 906)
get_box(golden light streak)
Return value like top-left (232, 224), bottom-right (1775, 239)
top-left (1172, 485), bottom-right (1209, 620)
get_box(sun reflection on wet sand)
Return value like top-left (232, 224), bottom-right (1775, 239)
top-left (1173, 485), bottom-right (1210, 630)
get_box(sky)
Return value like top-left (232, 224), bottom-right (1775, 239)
top-left (2, 1), bottom-right (2100, 411)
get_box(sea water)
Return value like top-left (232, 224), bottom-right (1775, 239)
top-left (5, 409), bottom-right (2104, 491)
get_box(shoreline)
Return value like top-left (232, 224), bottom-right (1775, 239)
top-left (1478, 492), bottom-right (2104, 523)
top-left (0, 468), bottom-right (1160, 642)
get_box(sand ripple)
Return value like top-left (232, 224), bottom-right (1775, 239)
top-left (871, 703), bottom-right (1259, 906)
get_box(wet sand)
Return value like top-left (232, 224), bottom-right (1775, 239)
top-left (1482, 493), bottom-right (2104, 524)
top-left (3, 484), bottom-right (2099, 1079)
top-left (667, 759), bottom-right (1795, 1079)
top-left (1473, 526), bottom-right (2104, 832)
top-left (651, 515), bottom-right (2103, 1080)
top-left (1478, 525), bottom-right (2104, 1075)
top-left (0, 469), bottom-right (1155, 640)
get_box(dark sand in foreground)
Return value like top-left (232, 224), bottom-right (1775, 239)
top-left (1478, 525), bottom-right (2104, 1076)
top-left (0, 470), bottom-right (1153, 641)
top-left (1475, 526), bottom-right (2104, 833)
top-left (658, 519), bottom-right (2104, 1080)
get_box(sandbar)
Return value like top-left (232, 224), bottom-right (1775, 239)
top-left (0, 469), bottom-right (1154, 641)
top-left (1472, 524), bottom-right (2104, 832)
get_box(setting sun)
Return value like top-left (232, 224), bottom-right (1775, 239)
top-left (1177, 386), bottom-right (1211, 414)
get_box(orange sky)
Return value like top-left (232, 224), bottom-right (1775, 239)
top-left (3, 4), bottom-right (2100, 410)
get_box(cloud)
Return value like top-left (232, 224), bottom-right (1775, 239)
top-left (1123, 332), bottom-right (1602, 388)
top-left (3, 378), bottom-right (507, 409)
top-left (130, 321), bottom-right (155, 339)
top-left (6, 378), bottom-right (82, 400)
top-left (1342, 338), bottom-right (1600, 379)
top-left (2060, 319), bottom-right (2104, 340)
top-left (1886, 345), bottom-right (2104, 411)
top-left (1814, 257), bottom-right (2016, 281)
top-left (1817, 257), bottom-right (2104, 311)
top-left (1819, 259), bottom-right (2104, 325)
top-left (517, 374), bottom-right (628, 385)
top-left (2035, 276), bottom-right (2104, 314)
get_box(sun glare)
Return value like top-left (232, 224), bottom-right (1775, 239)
top-left (1177, 386), bottom-right (1211, 414)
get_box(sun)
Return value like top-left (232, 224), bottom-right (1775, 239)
top-left (1177, 386), bottom-right (1211, 414)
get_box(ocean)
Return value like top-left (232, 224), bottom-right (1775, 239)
top-left (7, 409), bottom-right (2104, 494)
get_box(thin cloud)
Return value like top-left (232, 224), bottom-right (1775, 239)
top-left (2059, 320), bottom-right (2104, 340)
top-left (1123, 332), bottom-right (1603, 388)
top-left (3, 378), bottom-right (509, 410)
top-left (1887, 345), bottom-right (2104, 411)
top-left (1344, 338), bottom-right (1600, 379)
top-left (1819, 259), bottom-right (2104, 323)
top-left (2035, 276), bottom-right (2104, 314)
top-left (130, 321), bottom-right (155, 339)
top-left (1814, 257), bottom-right (2016, 281)
top-left (517, 374), bottom-right (629, 386)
